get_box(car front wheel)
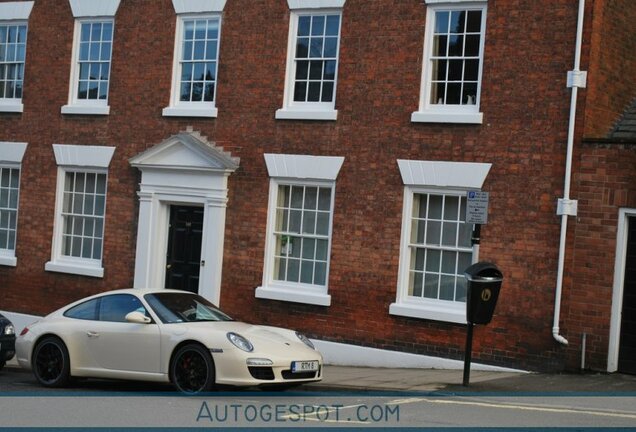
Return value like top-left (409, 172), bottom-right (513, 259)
top-left (171, 344), bottom-right (215, 394)
top-left (32, 336), bottom-right (70, 387)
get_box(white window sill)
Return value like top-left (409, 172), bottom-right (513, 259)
top-left (275, 108), bottom-right (338, 121)
top-left (45, 260), bottom-right (104, 278)
top-left (162, 106), bottom-right (218, 118)
top-left (389, 302), bottom-right (466, 324)
top-left (0, 255), bottom-right (17, 267)
top-left (256, 285), bottom-right (331, 306)
top-left (0, 103), bottom-right (24, 113)
top-left (411, 110), bottom-right (483, 125)
top-left (61, 105), bottom-right (110, 116)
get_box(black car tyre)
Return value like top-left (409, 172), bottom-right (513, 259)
top-left (0, 361), bottom-right (5, 371)
top-left (171, 343), bottom-right (215, 394)
top-left (32, 336), bottom-right (70, 387)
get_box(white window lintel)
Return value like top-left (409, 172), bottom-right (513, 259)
top-left (171, 0), bottom-right (227, 14)
top-left (265, 153), bottom-right (344, 181)
top-left (0, 1), bottom-right (34, 20)
top-left (162, 106), bottom-right (218, 118)
top-left (53, 144), bottom-right (115, 168)
top-left (0, 142), bottom-right (27, 164)
top-left (275, 108), bottom-right (338, 121)
top-left (287, 0), bottom-right (345, 10)
top-left (68, 0), bottom-right (120, 17)
top-left (411, 110), bottom-right (483, 124)
top-left (425, 0), bottom-right (487, 4)
top-left (397, 159), bottom-right (491, 189)
top-left (61, 105), bottom-right (110, 116)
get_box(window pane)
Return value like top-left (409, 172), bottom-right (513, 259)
top-left (296, 60), bottom-right (309, 79)
top-left (433, 35), bottom-right (447, 57)
top-left (316, 239), bottom-right (328, 261)
top-left (424, 273), bottom-right (439, 299)
top-left (296, 37), bottom-right (309, 58)
top-left (318, 188), bottom-right (331, 211)
top-left (300, 260), bottom-right (313, 284)
top-left (316, 212), bottom-right (329, 236)
top-left (439, 275), bottom-right (455, 300)
top-left (465, 34), bottom-right (480, 57)
top-left (302, 238), bottom-right (316, 259)
top-left (289, 210), bottom-right (302, 233)
top-left (307, 82), bottom-right (321, 101)
top-left (425, 249), bottom-right (440, 272)
top-left (99, 295), bottom-right (144, 322)
top-left (435, 11), bottom-right (449, 34)
top-left (314, 262), bottom-right (327, 285)
top-left (441, 250), bottom-right (456, 274)
top-left (293, 81), bottom-right (307, 102)
top-left (446, 83), bottom-right (461, 104)
top-left (309, 38), bottom-right (323, 58)
top-left (411, 271), bottom-right (423, 297)
top-left (322, 81), bottom-right (334, 102)
top-left (311, 16), bottom-right (325, 36)
top-left (287, 258), bottom-right (300, 282)
top-left (466, 11), bottom-right (482, 33)
top-left (309, 60), bottom-right (322, 80)
top-left (305, 187), bottom-right (318, 209)
top-left (428, 195), bottom-right (443, 219)
top-left (442, 221), bottom-right (457, 246)
top-left (450, 11), bottom-right (466, 33)
top-left (302, 210), bottom-right (316, 234)
top-left (448, 59), bottom-right (463, 81)
top-left (298, 16), bottom-right (311, 36)
top-left (324, 36), bottom-right (338, 57)
top-left (324, 60), bottom-right (336, 80)
top-left (325, 15), bottom-right (339, 36)
top-left (464, 59), bottom-right (479, 81)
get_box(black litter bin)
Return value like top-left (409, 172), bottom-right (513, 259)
top-left (464, 262), bottom-right (503, 325)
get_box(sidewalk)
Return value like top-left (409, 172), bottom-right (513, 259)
top-left (307, 366), bottom-right (636, 393)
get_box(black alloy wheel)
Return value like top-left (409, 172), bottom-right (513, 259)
top-left (171, 344), bottom-right (215, 394)
top-left (32, 336), bottom-right (70, 387)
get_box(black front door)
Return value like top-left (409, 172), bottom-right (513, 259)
top-left (619, 217), bottom-right (636, 374)
top-left (165, 205), bottom-right (204, 293)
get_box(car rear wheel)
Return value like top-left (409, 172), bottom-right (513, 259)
top-left (32, 336), bottom-right (70, 387)
top-left (171, 344), bottom-right (215, 394)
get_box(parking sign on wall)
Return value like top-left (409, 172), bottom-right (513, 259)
top-left (466, 191), bottom-right (490, 224)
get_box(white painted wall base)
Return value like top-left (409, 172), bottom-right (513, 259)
top-left (312, 340), bottom-right (525, 372)
top-left (1, 310), bottom-right (525, 373)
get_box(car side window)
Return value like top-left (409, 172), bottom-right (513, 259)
top-left (64, 298), bottom-right (99, 320)
top-left (99, 294), bottom-right (147, 323)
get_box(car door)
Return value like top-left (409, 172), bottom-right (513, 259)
top-left (85, 294), bottom-right (161, 374)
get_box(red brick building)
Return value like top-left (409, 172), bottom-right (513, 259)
top-left (0, 0), bottom-right (634, 373)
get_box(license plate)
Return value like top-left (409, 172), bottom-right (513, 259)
top-left (291, 360), bottom-right (319, 373)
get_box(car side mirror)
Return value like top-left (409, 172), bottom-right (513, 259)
top-left (125, 311), bottom-right (151, 324)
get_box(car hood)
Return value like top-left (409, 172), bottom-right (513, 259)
top-left (166, 321), bottom-right (313, 352)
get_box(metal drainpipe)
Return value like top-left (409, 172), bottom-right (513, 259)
top-left (553, 0), bottom-right (587, 346)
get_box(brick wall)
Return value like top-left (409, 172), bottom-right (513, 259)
top-left (565, 143), bottom-right (636, 370)
top-left (584, 0), bottom-right (636, 138)
top-left (1, 0), bottom-right (628, 372)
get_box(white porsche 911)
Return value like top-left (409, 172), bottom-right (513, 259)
top-left (15, 289), bottom-right (323, 393)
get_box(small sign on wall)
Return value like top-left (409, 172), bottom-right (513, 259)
top-left (466, 191), bottom-right (490, 225)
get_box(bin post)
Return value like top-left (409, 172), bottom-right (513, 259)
top-left (463, 322), bottom-right (474, 386)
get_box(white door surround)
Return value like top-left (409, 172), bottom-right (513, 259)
top-left (608, 208), bottom-right (636, 372)
top-left (129, 128), bottom-right (239, 305)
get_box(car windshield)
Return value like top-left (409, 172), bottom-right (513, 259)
top-left (144, 292), bottom-right (233, 324)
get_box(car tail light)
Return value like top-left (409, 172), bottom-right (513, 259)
top-left (20, 327), bottom-right (29, 336)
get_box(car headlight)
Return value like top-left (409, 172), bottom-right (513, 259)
top-left (3, 324), bottom-right (15, 336)
top-left (227, 332), bottom-right (253, 352)
top-left (296, 332), bottom-right (315, 350)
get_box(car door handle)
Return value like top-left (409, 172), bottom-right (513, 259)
top-left (86, 331), bottom-right (100, 338)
